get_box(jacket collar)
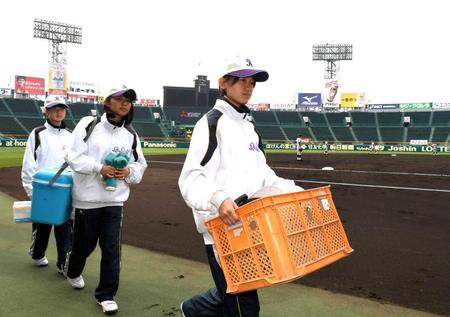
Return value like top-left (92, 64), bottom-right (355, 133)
top-left (45, 119), bottom-right (66, 132)
top-left (101, 113), bottom-right (124, 131)
top-left (214, 98), bottom-right (251, 121)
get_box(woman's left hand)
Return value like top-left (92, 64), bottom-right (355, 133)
top-left (115, 167), bottom-right (130, 180)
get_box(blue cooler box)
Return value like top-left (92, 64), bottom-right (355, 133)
top-left (31, 167), bottom-right (73, 225)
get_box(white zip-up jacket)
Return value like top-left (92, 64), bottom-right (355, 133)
top-left (179, 99), bottom-right (295, 244)
top-left (21, 121), bottom-right (73, 197)
top-left (68, 114), bottom-right (147, 209)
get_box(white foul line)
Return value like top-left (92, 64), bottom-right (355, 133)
top-left (146, 160), bottom-right (450, 193)
top-left (294, 180), bottom-right (450, 193)
top-left (273, 166), bottom-right (450, 178)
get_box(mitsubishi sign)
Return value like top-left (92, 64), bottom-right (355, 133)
top-left (298, 93), bottom-right (321, 107)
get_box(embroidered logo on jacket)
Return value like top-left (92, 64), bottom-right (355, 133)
top-left (249, 142), bottom-right (260, 152)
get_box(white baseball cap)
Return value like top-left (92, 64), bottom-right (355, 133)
top-left (104, 86), bottom-right (137, 102)
top-left (222, 57), bottom-right (269, 82)
top-left (44, 96), bottom-right (68, 109)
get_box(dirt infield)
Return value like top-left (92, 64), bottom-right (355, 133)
top-left (2, 153), bottom-right (449, 316)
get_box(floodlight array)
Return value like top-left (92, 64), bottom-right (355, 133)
top-left (313, 44), bottom-right (352, 61)
top-left (33, 19), bottom-right (82, 44)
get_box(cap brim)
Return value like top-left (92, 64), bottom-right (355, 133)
top-left (108, 88), bottom-right (137, 101)
top-left (45, 101), bottom-right (68, 109)
top-left (227, 69), bottom-right (269, 82)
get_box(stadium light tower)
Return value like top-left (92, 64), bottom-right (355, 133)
top-left (33, 19), bottom-right (82, 65)
top-left (33, 19), bottom-right (82, 95)
top-left (313, 44), bottom-right (352, 79)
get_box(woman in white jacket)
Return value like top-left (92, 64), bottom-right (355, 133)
top-left (65, 87), bottom-right (147, 315)
top-left (21, 97), bottom-right (73, 272)
top-left (179, 58), bottom-right (296, 317)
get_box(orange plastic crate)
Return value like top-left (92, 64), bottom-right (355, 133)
top-left (206, 186), bottom-right (353, 294)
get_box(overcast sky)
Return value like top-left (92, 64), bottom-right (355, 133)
top-left (1, 0), bottom-right (449, 104)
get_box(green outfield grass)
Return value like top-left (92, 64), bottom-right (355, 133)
top-left (0, 148), bottom-right (25, 168)
top-left (1, 146), bottom-right (447, 169)
top-left (0, 148), bottom-right (187, 168)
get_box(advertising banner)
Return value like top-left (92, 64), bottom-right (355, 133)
top-left (432, 102), bottom-right (450, 109)
top-left (247, 103), bottom-right (270, 110)
top-left (323, 102), bottom-right (339, 109)
top-left (67, 81), bottom-right (99, 100)
top-left (269, 103), bottom-right (296, 110)
top-left (261, 142), bottom-right (450, 153)
top-left (0, 88), bottom-right (12, 96)
top-left (367, 103), bottom-right (400, 110)
top-left (341, 93), bottom-right (366, 108)
top-left (399, 103), bottom-right (431, 110)
top-left (15, 75), bottom-right (45, 95)
top-left (323, 80), bottom-right (339, 104)
top-left (48, 63), bottom-right (67, 95)
top-left (138, 99), bottom-right (159, 106)
top-left (298, 93), bottom-right (321, 107)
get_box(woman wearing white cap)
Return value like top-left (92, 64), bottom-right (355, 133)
top-left (179, 58), bottom-right (297, 316)
top-left (21, 96), bottom-right (73, 273)
top-left (65, 87), bottom-right (147, 315)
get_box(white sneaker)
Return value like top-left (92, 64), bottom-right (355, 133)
top-left (97, 300), bottom-right (118, 315)
top-left (67, 275), bottom-right (85, 289)
top-left (180, 302), bottom-right (186, 317)
top-left (32, 256), bottom-right (48, 267)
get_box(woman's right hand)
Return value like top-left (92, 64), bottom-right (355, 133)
top-left (219, 198), bottom-right (240, 225)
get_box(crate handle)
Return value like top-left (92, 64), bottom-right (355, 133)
top-left (228, 221), bottom-right (243, 230)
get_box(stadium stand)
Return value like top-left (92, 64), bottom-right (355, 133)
top-left (432, 127), bottom-right (450, 142)
top-left (406, 127), bottom-right (432, 141)
top-left (300, 111), bottom-right (327, 127)
top-left (0, 99), bottom-right (11, 115)
top-left (311, 127), bottom-right (334, 141)
top-left (352, 127), bottom-right (379, 142)
top-left (350, 112), bottom-right (376, 126)
top-left (150, 107), bottom-right (164, 121)
top-left (0, 117), bottom-right (27, 135)
top-left (431, 111), bottom-right (450, 126)
top-left (132, 122), bottom-right (166, 138)
top-left (252, 111), bottom-right (278, 125)
top-left (275, 111), bottom-right (304, 126)
top-left (5, 98), bottom-right (41, 116)
top-left (163, 107), bottom-right (208, 126)
top-left (255, 125), bottom-right (285, 141)
top-left (377, 112), bottom-right (403, 127)
top-left (379, 127), bottom-right (405, 143)
top-left (1, 98), bottom-right (449, 144)
top-left (133, 106), bottom-right (154, 122)
top-left (69, 102), bottom-right (97, 120)
top-left (325, 112), bottom-right (349, 127)
top-left (331, 127), bottom-right (355, 141)
top-left (404, 111), bottom-right (431, 126)
top-left (17, 117), bottom-right (46, 134)
top-left (282, 127), bottom-right (313, 140)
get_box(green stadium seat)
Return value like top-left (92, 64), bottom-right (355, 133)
top-left (353, 127), bottom-right (379, 142)
top-left (404, 112), bottom-right (431, 127)
top-left (406, 127), bottom-right (432, 141)
top-left (377, 112), bottom-right (403, 127)
top-left (432, 127), bottom-right (450, 142)
top-left (331, 127), bottom-right (355, 142)
top-left (351, 112), bottom-right (376, 127)
top-left (379, 127), bottom-right (405, 143)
